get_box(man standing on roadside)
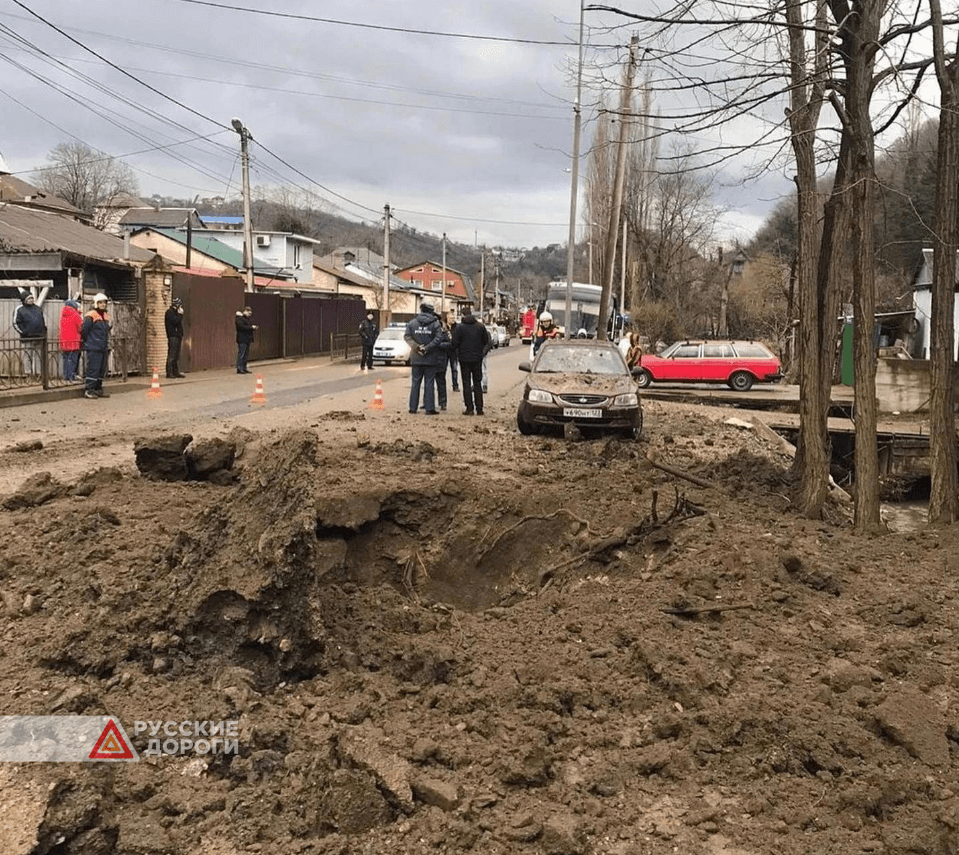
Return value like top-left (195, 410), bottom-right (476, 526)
top-left (452, 306), bottom-right (491, 416)
top-left (404, 301), bottom-right (444, 414)
top-left (81, 293), bottom-right (111, 399)
top-left (13, 293), bottom-right (46, 379)
top-left (358, 310), bottom-right (378, 371)
top-left (235, 306), bottom-right (257, 374)
top-left (165, 297), bottom-right (186, 379)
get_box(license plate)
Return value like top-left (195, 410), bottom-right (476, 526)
top-left (563, 407), bottom-right (602, 418)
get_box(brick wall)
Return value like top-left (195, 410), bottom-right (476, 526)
top-left (144, 266), bottom-right (172, 374)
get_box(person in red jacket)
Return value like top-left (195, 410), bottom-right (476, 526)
top-left (59, 299), bottom-right (83, 382)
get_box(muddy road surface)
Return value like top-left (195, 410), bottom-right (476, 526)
top-left (0, 350), bottom-right (957, 855)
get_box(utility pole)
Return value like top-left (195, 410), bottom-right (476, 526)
top-left (479, 247), bottom-right (485, 318)
top-left (599, 36), bottom-right (639, 341)
top-left (620, 216), bottom-right (627, 336)
top-left (564, 0), bottom-right (586, 339)
top-left (231, 117), bottom-right (255, 293)
top-left (383, 204), bottom-right (391, 319)
top-left (441, 232), bottom-right (447, 318)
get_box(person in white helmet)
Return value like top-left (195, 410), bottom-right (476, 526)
top-left (80, 293), bottom-right (112, 398)
top-left (532, 311), bottom-right (560, 356)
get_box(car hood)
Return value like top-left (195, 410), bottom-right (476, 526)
top-left (527, 372), bottom-right (636, 395)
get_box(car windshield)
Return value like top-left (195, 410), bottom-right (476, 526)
top-left (378, 329), bottom-right (405, 340)
top-left (535, 345), bottom-right (626, 375)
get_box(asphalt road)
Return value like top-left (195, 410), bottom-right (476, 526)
top-left (0, 345), bottom-right (530, 454)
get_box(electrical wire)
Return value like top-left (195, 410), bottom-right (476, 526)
top-left (9, 0), bottom-right (229, 131)
top-left (161, 0), bottom-right (612, 47)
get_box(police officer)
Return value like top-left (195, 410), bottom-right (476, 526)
top-left (404, 301), bottom-right (445, 414)
top-left (165, 297), bottom-right (186, 378)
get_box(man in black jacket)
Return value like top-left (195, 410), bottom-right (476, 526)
top-left (358, 310), bottom-right (378, 371)
top-left (165, 297), bottom-right (186, 378)
top-left (451, 307), bottom-right (491, 415)
top-left (13, 293), bottom-right (47, 379)
top-left (235, 306), bottom-right (257, 374)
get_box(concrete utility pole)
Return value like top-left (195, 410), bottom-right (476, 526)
top-left (564, 0), bottom-right (587, 339)
top-left (480, 247), bottom-right (485, 318)
top-left (599, 36), bottom-right (639, 341)
top-left (383, 204), bottom-right (391, 318)
top-left (441, 232), bottom-right (447, 318)
top-left (231, 118), bottom-right (255, 293)
top-left (620, 216), bottom-right (627, 336)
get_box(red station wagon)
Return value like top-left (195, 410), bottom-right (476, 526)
top-left (636, 340), bottom-right (782, 392)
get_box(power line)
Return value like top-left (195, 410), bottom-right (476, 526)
top-left (9, 0), bottom-right (229, 131)
top-left (162, 0), bottom-right (607, 47)
top-left (0, 10), bottom-right (570, 113)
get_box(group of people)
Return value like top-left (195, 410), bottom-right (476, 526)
top-left (12, 291), bottom-right (113, 399)
top-left (403, 301), bottom-right (492, 416)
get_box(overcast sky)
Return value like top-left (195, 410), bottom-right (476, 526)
top-left (0, 0), bottom-right (797, 250)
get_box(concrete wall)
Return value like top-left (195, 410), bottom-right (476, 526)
top-left (875, 357), bottom-right (959, 413)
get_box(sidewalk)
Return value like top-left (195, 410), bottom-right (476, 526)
top-left (0, 356), bottom-right (318, 410)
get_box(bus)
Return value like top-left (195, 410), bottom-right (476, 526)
top-left (545, 282), bottom-right (606, 338)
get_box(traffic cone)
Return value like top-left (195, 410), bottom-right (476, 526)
top-left (251, 374), bottom-right (266, 404)
top-left (368, 379), bottom-right (385, 410)
top-left (147, 368), bottom-right (162, 399)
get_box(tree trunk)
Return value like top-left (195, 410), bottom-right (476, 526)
top-left (928, 4), bottom-right (959, 524)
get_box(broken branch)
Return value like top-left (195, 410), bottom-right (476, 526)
top-left (645, 451), bottom-right (713, 489)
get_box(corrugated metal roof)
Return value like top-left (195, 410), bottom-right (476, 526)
top-left (0, 204), bottom-right (154, 265)
top-left (199, 215), bottom-right (244, 224)
top-left (312, 257), bottom-right (397, 290)
top-left (148, 227), bottom-right (291, 278)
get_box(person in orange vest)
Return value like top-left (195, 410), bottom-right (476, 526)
top-left (532, 311), bottom-right (561, 356)
top-left (59, 299), bottom-right (83, 382)
top-left (80, 293), bottom-right (111, 399)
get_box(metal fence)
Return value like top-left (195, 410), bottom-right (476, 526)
top-left (0, 337), bottom-right (131, 391)
top-left (330, 332), bottom-right (364, 362)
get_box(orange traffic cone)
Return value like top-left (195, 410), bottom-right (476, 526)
top-left (251, 374), bottom-right (266, 404)
top-left (147, 368), bottom-right (162, 399)
top-left (368, 380), bottom-right (384, 410)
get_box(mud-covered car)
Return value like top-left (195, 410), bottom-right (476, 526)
top-left (516, 339), bottom-right (643, 438)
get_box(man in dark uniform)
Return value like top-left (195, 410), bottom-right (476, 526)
top-left (403, 301), bottom-right (445, 414)
top-left (358, 310), bottom-right (378, 371)
top-left (165, 297), bottom-right (186, 378)
top-left (235, 306), bottom-right (257, 374)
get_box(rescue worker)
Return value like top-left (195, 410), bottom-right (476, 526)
top-left (81, 293), bottom-right (111, 399)
top-left (532, 311), bottom-right (561, 356)
top-left (165, 297), bottom-right (186, 378)
top-left (403, 301), bottom-right (445, 414)
top-left (358, 310), bottom-right (378, 371)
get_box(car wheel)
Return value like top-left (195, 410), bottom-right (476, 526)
top-left (517, 412), bottom-right (537, 435)
top-left (729, 371), bottom-right (754, 392)
top-left (635, 369), bottom-right (652, 389)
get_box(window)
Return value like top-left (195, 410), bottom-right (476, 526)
top-left (672, 344), bottom-right (701, 358)
top-left (734, 343), bottom-right (773, 358)
top-left (704, 343), bottom-right (733, 358)
top-left (410, 279), bottom-right (424, 287)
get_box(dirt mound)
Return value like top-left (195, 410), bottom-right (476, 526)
top-left (0, 415), bottom-right (957, 855)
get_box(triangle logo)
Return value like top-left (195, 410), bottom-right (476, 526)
top-left (88, 719), bottom-right (138, 761)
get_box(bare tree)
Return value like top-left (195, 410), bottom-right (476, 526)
top-left (36, 141), bottom-right (139, 228)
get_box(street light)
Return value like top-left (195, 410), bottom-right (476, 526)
top-left (231, 117), bottom-right (255, 293)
